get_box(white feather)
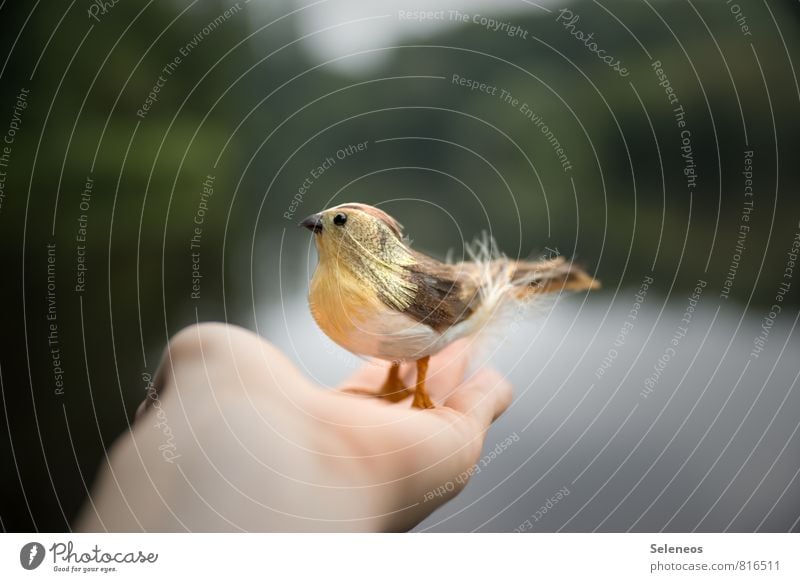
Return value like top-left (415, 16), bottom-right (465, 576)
top-left (452, 233), bottom-right (557, 359)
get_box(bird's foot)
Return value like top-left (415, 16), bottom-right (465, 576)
top-left (379, 382), bottom-right (413, 402)
top-left (411, 388), bottom-right (435, 409)
top-left (411, 356), bottom-right (435, 409)
top-left (341, 363), bottom-right (412, 403)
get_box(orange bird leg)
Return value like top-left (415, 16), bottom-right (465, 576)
top-left (411, 356), bottom-right (434, 409)
top-left (379, 362), bottom-right (412, 402)
top-left (342, 361), bottom-right (411, 402)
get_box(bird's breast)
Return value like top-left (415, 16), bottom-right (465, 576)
top-left (309, 262), bottom-right (378, 343)
top-left (309, 262), bottom-right (444, 361)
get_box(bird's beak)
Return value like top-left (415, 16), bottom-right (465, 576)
top-left (299, 213), bottom-right (323, 234)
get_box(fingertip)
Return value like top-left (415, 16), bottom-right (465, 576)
top-left (482, 368), bottom-right (513, 422)
top-left (444, 367), bottom-right (513, 428)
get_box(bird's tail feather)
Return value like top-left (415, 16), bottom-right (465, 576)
top-left (452, 233), bottom-right (600, 366)
top-left (509, 256), bottom-right (601, 298)
top-left (462, 232), bottom-right (600, 302)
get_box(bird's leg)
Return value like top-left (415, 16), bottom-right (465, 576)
top-left (411, 356), bottom-right (434, 409)
top-left (378, 362), bottom-right (412, 402)
top-left (341, 362), bottom-right (411, 402)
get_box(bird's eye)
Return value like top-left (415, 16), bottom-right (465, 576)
top-left (333, 212), bottom-right (347, 226)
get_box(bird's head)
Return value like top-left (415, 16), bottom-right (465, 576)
top-left (299, 203), bottom-right (413, 271)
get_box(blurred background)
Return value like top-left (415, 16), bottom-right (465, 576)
top-left (1, 0), bottom-right (799, 532)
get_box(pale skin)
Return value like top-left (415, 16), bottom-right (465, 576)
top-left (76, 323), bottom-right (512, 532)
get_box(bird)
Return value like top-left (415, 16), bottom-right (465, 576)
top-left (300, 203), bottom-right (599, 409)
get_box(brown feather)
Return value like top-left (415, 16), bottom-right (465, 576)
top-left (401, 254), bottom-right (477, 332)
top-left (337, 203), bottom-right (404, 238)
top-left (508, 256), bottom-right (601, 297)
top-left (394, 253), bottom-right (598, 331)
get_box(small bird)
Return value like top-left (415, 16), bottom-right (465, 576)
top-left (301, 203), bottom-right (599, 409)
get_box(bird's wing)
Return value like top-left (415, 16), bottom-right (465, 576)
top-left (397, 252), bottom-right (479, 333)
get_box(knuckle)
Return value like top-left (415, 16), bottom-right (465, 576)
top-left (166, 322), bottom-right (229, 360)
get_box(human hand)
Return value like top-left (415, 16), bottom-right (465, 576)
top-left (77, 323), bottom-right (512, 532)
